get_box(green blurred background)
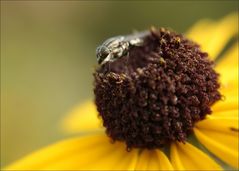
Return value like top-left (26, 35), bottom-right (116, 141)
top-left (1, 0), bottom-right (238, 167)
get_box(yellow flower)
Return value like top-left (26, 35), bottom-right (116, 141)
top-left (5, 13), bottom-right (238, 170)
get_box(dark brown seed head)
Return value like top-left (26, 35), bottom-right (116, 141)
top-left (94, 28), bottom-right (221, 149)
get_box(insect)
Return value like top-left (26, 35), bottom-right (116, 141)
top-left (96, 30), bottom-right (150, 65)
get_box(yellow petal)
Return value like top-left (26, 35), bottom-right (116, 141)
top-left (60, 100), bottom-right (102, 133)
top-left (216, 42), bottom-right (238, 87)
top-left (156, 150), bottom-right (174, 170)
top-left (135, 150), bottom-right (173, 170)
top-left (195, 114), bottom-right (239, 168)
top-left (216, 41), bottom-right (238, 69)
top-left (187, 13), bottom-right (238, 60)
top-left (135, 150), bottom-right (152, 170)
top-left (210, 109), bottom-right (238, 118)
top-left (196, 112), bottom-right (238, 135)
top-left (5, 133), bottom-right (139, 170)
top-left (171, 142), bottom-right (222, 170)
top-left (213, 42), bottom-right (238, 112)
top-left (212, 87), bottom-right (238, 112)
top-left (187, 19), bottom-right (216, 59)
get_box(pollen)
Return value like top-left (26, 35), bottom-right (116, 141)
top-left (94, 28), bottom-right (221, 149)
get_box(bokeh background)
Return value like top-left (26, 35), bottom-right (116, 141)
top-left (1, 0), bottom-right (238, 167)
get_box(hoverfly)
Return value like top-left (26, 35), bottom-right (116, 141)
top-left (96, 30), bottom-right (150, 65)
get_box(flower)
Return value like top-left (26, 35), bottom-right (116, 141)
top-left (5, 13), bottom-right (238, 170)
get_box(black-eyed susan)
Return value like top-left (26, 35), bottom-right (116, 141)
top-left (5, 13), bottom-right (238, 170)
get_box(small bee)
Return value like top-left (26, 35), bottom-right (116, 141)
top-left (96, 30), bottom-right (150, 65)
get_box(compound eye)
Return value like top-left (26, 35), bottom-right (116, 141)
top-left (97, 46), bottom-right (110, 64)
top-left (101, 47), bottom-right (110, 57)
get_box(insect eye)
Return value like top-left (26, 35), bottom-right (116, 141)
top-left (101, 48), bottom-right (109, 57)
top-left (96, 46), bottom-right (110, 64)
top-left (99, 47), bottom-right (110, 58)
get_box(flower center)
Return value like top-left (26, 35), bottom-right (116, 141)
top-left (94, 28), bottom-right (221, 149)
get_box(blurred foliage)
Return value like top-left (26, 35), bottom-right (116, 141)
top-left (1, 0), bottom-right (238, 167)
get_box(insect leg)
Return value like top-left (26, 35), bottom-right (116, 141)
top-left (125, 52), bottom-right (130, 75)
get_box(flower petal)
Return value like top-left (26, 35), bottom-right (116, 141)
top-left (187, 13), bottom-right (238, 60)
top-left (196, 113), bottom-right (238, 134)
top-left (5, 133), bottom-right (139, 170)
top-left (216, 42), bottom-right (238, 87)
top-left (61, 100), bottom-right (102, 133)
top-left (213, 42), bottom-right (238, 112)
top-left (212, 109), bottom-right (238, 118)
top-left (171, 142), bottom-right (222, 170)
top-left (194, 113), bottom-right (238, 168)
top-left (212, 87), bottom-right (238, 112)
top-left (186, 19), bottom-right (215, 58)
top-left (135, 150), bottom-right (173, 170)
